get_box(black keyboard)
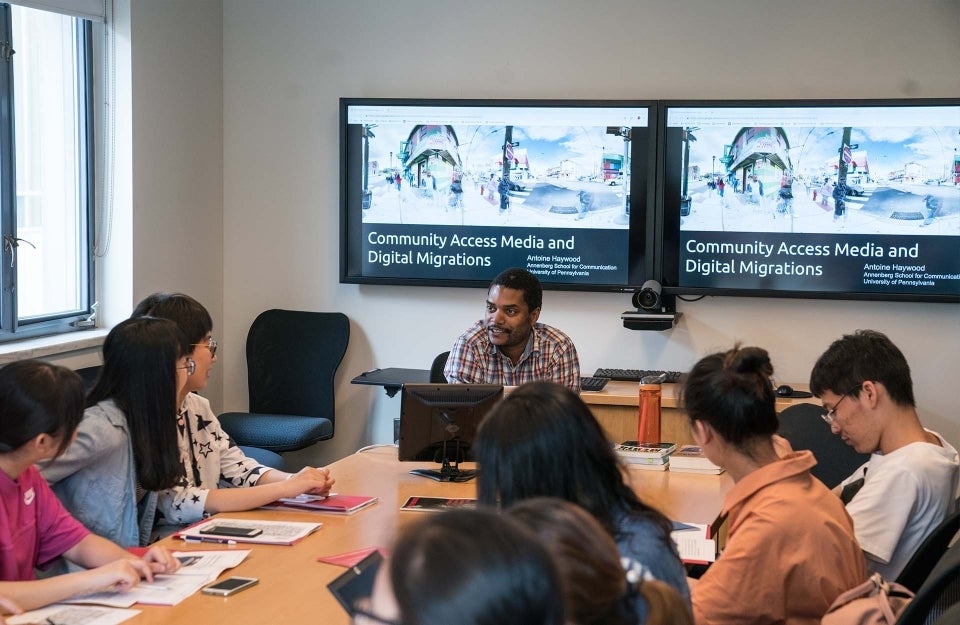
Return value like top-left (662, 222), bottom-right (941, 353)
top-left (593, 368), bottom-right (684, 384)
top-left (580, 376), bottom-right (610, 392)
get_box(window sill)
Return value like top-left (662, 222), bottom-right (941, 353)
top-left (0, 328), bottom-right (109, 365)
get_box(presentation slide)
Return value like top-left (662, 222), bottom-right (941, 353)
top-left (345, 103), bottom-right (648, 287)
top-left (667, 104), bottom-right (960, 298)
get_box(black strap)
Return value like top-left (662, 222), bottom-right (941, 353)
top-left (840, 467), bottom-right (868, 504)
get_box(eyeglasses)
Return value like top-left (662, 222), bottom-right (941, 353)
top-left (822, 384), bottom-right (862, 424)
top-left (178, 357), bottom-right (196, 376)
top-left (193, 337), bottom-right (218, 357)
top-left (351, 598), bottom-right (401, 625)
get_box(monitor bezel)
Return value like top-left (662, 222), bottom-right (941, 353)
top-left (398, 383), bottom-right (504, 466)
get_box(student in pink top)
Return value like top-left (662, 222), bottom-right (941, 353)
top-left (682, 345), bottom-right (866, 625)
top-left (0, 360), bottom-right (179, 612)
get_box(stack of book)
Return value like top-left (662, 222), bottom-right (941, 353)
top-left (668, 445), bottom-right (725, 474)
top-left (615, 441), bottom-right (677, 471)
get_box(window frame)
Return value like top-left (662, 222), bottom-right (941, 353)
top-left (0, 2), bottom-right (96, 342)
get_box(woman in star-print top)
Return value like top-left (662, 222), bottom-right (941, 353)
top-left (133, 293), bottom-right (335, 527)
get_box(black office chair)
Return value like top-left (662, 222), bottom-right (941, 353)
top-left (931, 601), bottom-right (960, 625)
top-left (218, 309), bottom-right (350, 453)
top-left (430, 351), bottom-right (450, 384)
top-left (776, 402), bottom-right (870, 489)
top-left (895, 538), bottom-right (960, 625)
top-left (896, 507), bottom-right (960, 592)
top-left (74, 365), bottom-right (102, 391)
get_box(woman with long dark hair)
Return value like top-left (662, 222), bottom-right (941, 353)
top-left (41, 317), bottom-right (191, 546)
top-left (474, 381), bottom-right (689, 621)
top-left (131, 292), bottom-right (333, 525)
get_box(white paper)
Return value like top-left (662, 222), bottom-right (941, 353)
top-left (178, 518), bottom-right (322, 544)
top-left (670, 523), bottom-right (716, 563)
top-left (172, 549), bottom-right (251, 576)
top-left (64, 550), bottom-right (251, 607)
top-left (7, 605), bottom-right (140, 625)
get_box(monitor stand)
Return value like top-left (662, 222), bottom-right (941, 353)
top-left (409, 457), bottom-right (476, 483)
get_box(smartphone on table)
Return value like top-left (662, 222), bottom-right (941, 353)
top-left (198, 525), bottom-right (263, 538)
top-left (201, 576), bottom-right (259, 596)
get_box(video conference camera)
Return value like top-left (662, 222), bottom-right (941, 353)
top-left (624, 280), bottom-right (680, 331)
top-left (632, 280), bottom-right (662, 311)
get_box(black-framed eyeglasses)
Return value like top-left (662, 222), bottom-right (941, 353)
top-left (351, 598), bottom-right (402, 625)
top-left (822, 384), bottom-right (862, 425)
top-left (193, 337), bottom-right (218, 357)
top-left (178, 357), bottom-right (196, 376)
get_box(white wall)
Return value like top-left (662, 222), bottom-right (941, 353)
top-left (126, 0), bottom-right (224, 403)
top-left (209, 0), bottom-right (960, 466)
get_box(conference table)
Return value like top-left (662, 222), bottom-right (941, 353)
top-left (121, 445), bottom-right (731, 624)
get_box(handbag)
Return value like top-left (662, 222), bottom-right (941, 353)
top-left (821, 573), bottom-right (914, 625)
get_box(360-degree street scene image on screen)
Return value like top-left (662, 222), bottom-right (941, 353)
top-left (676, 122), bottom-right (959, 236)
top-left (358, 122), bottom-right (633, 230)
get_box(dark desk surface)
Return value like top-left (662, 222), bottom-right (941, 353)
top-left (351, 367), bottom-right (431, 396)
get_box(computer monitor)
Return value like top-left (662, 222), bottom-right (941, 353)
top-left (398, 383), bottom-right (504, 482)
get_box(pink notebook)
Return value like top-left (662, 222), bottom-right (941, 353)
top-left (264, 494), bottom-right (379, 515)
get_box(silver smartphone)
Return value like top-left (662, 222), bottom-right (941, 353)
top-left (201, 576), bottom-right (259, 596)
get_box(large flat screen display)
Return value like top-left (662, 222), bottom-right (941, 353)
top-left (340, 99), bottom-right (657, 291)
top-left (659, 99), bottom-right (960, 302)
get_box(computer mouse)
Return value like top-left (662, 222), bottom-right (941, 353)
top-left (776, 384), bottom-right (794, 397)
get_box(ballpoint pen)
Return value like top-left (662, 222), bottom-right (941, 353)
top-left (182, 536), bottom-right (238, 545)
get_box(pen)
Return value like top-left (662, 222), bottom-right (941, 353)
top-left (182, 536), bottom-right (238, 545)
top-left (138, 583), bottom-right (173, 591)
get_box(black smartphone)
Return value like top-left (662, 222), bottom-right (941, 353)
top-left (199, 525), bottom-right (263, 538)
top-left (201, 576), bottom-right (259, 596)
top-left (327, 551), bottom-right (384, 615)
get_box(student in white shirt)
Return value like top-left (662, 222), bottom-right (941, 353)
top-left (810, 329), bottom-right (959, 579)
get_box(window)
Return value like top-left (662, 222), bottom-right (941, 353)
top-left (0, 2), bottom-right (94, 342)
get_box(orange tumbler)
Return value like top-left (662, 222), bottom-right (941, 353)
top-left (638, 383), bottom-right (662, 444)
